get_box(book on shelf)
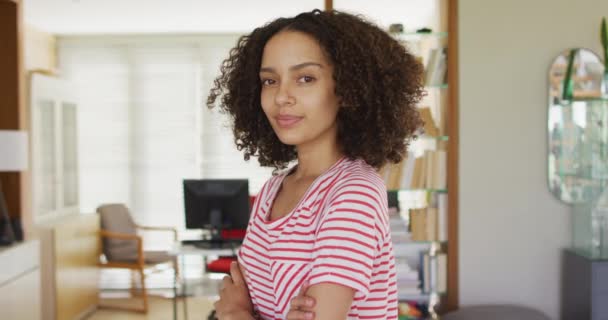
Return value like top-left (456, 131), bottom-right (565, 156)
top-left (412, 156), bottom-right (426, 189)
top-left (409, 208), bottom-right (427, 241)
top-left (424, 47), bottom-right (447, 87)
top-left (429, 254), bottom-right (437, 293)
top-left (419, 106), bottom-right (440, 137)
top-left (419, 251), bottom-right (446, 294)
top-left (436, 193), bottom-right (448, 242)
top-left (424, 150), bottom-right (447, 190)
top-left (408, 203), bottom-right (446, 242)
top-left (426, 207), bottom-right (438, 241)
top-left (381, 150), bottom-right (446, 191)
top-left (421, 252), bottom-right (430, 293)
top-left (439, 88), bottom-right (449, 135)
top-left (436, 253), bottom-right (447, 293)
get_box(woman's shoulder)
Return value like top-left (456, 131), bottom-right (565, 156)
top-left (322, 158), bottom-right (388, 210)
top-left (334, 158), bottom-right (386, 193)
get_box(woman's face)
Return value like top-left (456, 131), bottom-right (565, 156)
top-left (259, 30), bottom-right (340, 149)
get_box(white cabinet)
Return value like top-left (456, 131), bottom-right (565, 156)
top-left (30, 73), bottom-right (80, 222)
top-left (0, 240), bottom-right (41, 320)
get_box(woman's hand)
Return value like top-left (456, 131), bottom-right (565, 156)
top-left (286, 280), bottom-right (316, 320)
top-left (214, 261), bottom-right (254, 320)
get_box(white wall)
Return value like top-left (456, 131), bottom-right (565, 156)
top-left (459, 1), bottom-right (608, 319)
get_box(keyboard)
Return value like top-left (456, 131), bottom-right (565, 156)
top-left (181, 239), bottom-right (241, 250)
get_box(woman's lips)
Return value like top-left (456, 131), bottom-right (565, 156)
top-left (276, 115), bottom-right (303, 128)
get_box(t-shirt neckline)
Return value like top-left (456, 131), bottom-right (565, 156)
top-left (263, 156), bottom-right (347, 227)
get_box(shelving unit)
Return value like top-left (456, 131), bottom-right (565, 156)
top-left (383, 1), bottom-right (459, 317)
top-left (324, 0), bottom-right (459, 317)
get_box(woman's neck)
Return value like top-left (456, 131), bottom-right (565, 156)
top-left (292, 140), bottom-right (344, 180)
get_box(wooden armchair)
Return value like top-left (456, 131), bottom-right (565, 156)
top-left (97, 203), bottom-right (178, 313)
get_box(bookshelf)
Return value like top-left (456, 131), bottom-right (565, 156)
top-left (326, 0), bottom-right (458, 316)
top-left (382, 1), bottom-right (459, 318)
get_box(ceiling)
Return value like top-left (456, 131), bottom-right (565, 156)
top-left (23, 0), bottom-right (438, 35)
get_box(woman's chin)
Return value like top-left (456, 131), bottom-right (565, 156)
top-left (275, 133), bottom-right (304, 146)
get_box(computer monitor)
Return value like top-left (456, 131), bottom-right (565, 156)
top-left (387, 190), bottom-right (400, 211)
top-left (183, 179), bottom-right (250, 242)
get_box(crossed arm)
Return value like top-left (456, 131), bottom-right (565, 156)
top-left (214, 262), bottom-right (354, 320)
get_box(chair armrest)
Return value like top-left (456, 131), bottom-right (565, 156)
top-left (99, 230), bottom-right (144, 264)
top-left (135, 224), bottom-right (178, 241)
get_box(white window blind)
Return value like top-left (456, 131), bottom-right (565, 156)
top-left (58, 36), bottom-right (273, 233)
top-left (198, 36), bottom-right (274, 192)
top-left (58, 44), bottom-right (131, 215)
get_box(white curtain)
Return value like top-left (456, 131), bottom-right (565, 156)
top-left (58, 36), bottom-right (273, 235)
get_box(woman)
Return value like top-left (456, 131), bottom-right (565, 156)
top-left (207, 9), bottom-right (424, 320)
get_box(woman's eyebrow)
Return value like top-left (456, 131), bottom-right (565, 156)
top-left (259, 62), bottom-right (323, 73)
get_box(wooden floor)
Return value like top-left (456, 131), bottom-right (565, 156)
top-left (86, 296), bottom-right (215, 320)
top-left (86, 256), bottom-right (222, 319)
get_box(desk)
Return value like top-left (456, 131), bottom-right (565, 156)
top-left (169, 243), bottom-right (240, 320)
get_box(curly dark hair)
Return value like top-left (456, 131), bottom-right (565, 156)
top-left (207, 9), bottom-right (424, 170)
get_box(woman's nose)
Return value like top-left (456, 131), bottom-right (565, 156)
top-left (274, 82), bottom-right (295, 107)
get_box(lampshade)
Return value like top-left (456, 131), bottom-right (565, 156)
top-left (0, 130), bottom-right (28, 172)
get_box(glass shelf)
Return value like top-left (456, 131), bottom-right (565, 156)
top-left (395, 31), bottom-right (448, 41)
top-left (398, 291), bottom-right (446, 302)
top-left (398, 292), bottom-right (431, 302)
top-left (559, 97), bottom-right (608, 103)
top-left (425, 83), bottom-right (448, 89)
top-left (417, 134), bottom-right (449, 141)
top-left (556, 171), bottom-right (608, 181)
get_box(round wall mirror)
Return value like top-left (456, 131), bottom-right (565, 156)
top-left (548, 48), bottom-right (607, 204)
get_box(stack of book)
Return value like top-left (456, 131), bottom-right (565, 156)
top-left (396, 257), bottom-right (422, 296)
top-left (380, 150), bottom-right (446, 191)
top-left (409, 193), bottom-right (448, 242)
top-left (419, 252), bottom-right (447, 294)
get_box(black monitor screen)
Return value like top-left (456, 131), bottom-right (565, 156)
top-left (183, 179), bottom-right (250, 240)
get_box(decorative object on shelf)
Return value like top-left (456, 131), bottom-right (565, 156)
top-left (547, 48), bottom-right (606, 204)
top-left (389, 23), bottom-right (404, 34)
top-left (0, 130), bottom-right (28, 246)
top-left (601, 17), bottom-right (608, 98)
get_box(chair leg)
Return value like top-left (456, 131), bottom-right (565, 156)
top-left (130, 270), bottom-right (138, 297)
top-left (173, 256), bottom-right (181, 281)
top-left (138, 268), bottom-right (149, 313)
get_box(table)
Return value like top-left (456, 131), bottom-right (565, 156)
top-left (169, 243), bottom-right (240, 320)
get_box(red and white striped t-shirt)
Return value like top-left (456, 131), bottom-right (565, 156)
top-left (237, 157), bottom-right (398, 320)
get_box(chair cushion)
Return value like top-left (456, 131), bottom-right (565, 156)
top-left (442, 305), bottom-right (550, 320)
top-left (97, 204), bottom-right (138, 262)
top-left (143, 250), bottom-right (175, 265)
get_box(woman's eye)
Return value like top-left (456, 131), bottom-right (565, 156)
top-left (261, 79), bottom-right (276, 86)
top-left (297, 76), bottom-right (315, 83)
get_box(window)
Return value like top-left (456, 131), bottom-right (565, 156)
top-left (58, 36), bottom-right (273, 230)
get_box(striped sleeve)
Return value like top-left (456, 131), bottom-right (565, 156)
top-left (307, 181), bottom-right (383, 299)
